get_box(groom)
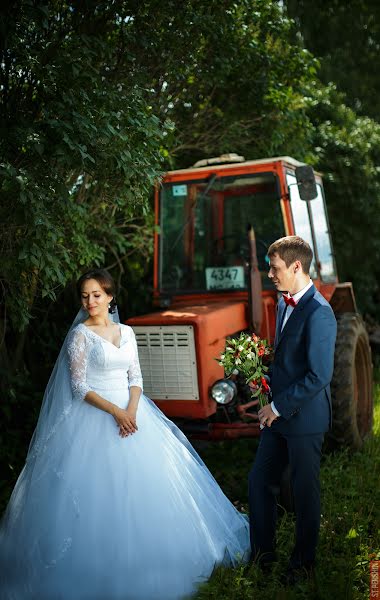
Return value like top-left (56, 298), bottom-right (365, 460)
top-left (248, 235), bottom-right (337, 583)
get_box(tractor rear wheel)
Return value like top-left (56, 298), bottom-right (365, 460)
top-left (327, 313), bottom-right (373, 450)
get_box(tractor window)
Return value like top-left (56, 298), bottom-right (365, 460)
top-left (287, 173), bottom-right (318, 279)
top-left (160, 172), bottom-right (284, 293)
top-left (309, 184), bottom-right (337, 282)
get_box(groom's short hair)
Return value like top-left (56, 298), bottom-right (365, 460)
top-left (268, 236), bottom-right (313, 274)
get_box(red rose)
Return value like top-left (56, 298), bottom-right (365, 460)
top-left (258, 346), bottom-right (265, 357)
top-left (261, 376), bottom-right (270, 393)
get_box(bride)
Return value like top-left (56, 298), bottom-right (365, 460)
top-left (0, 269), bottom-right (249, 600)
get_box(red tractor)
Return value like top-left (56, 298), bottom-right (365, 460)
top-left (127, 154), bottom-right (373, 450)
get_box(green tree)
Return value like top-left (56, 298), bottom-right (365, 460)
top-left (283, 1), bottom-right (380, 315)
top-left (0, 1), bottom-right (169, 350)
top-left (307, 84), bottom-right (380, 315)
top-left (285, 0), bottom-right (380, 120)
top-left (139, 0), bottom-right (320, 166)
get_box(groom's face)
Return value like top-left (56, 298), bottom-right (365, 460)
top-left (268, 253), bottom-right (296, 293)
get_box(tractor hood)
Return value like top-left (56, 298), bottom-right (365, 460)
top-left (126, 301), bottom-right (248, 343)
top-left (127, 301), bottom-right (248, 419)
top-left (126, 301), bottom-right (249, 420)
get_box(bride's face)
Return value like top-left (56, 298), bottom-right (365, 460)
top-left (80, 278), bottom-right (113, 318)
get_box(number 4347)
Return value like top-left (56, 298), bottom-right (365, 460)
top-left (210, 268), bottom-right (238, 281)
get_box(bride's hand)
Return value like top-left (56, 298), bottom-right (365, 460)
top-left (113, 407), bottom-right (138, 437)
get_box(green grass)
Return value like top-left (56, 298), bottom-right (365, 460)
top-left (193, 381), bottom-right (380, 600)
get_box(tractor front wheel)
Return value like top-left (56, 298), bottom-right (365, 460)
top-left (327, 313), bottom-right (373, 450)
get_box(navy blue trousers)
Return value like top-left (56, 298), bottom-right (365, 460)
top-left (248, 428), bottom-right (324, 568)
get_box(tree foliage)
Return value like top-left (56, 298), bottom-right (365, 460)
top-left (308, 84), bottom-right (380, 315)
top-left (140, 0), bottom-right (320, 166)
top-left (285, 0), bottom-right (380, 121)
top-left (0, 0), bottom-right (169, 338)
top-left (283, 2), bottom-right (380, 316)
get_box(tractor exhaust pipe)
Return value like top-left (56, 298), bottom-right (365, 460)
top-left (247, 225), bottom-right (263, 335)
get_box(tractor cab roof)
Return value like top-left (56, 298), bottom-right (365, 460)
top-left (165, 155), bottom-right (308, 178)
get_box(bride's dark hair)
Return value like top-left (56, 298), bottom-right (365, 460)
top-left (77, 269), bottom-right (117, 313)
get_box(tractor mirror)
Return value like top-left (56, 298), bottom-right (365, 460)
top-left (295, 165), bottom-right (318, 201)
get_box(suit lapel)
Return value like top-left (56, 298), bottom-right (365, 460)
top-left (275, 284), bottom-right (316, 350)
top-left (274, 300), bottom-right (286, 348)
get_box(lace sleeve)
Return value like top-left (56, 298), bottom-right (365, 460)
top-left (126, 327), bottom-right (143, 390)
top-left (67, 328), bottom-right (92, 401)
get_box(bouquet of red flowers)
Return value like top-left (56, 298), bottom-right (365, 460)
top-left (218, 332), bottom-right (272, 409)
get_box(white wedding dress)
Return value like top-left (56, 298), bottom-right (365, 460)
top-left (0, 323), bottom-right (249, 600)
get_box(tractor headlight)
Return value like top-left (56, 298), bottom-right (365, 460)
top-left (211, 379), bottom-right (237, 405)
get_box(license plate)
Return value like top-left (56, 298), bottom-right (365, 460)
top-left (205, 266), bottom-right (245, 290)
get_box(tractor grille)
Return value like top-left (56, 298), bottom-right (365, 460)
top-left (131, 325), bottom-right (199, 400)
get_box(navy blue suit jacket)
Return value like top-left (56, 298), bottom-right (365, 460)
top-left (269, 285), bottom-right (337, 435)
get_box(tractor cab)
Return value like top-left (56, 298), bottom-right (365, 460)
top-left (127, 155), bottom-right (372, 446)
top-left (160, 168), bottom-right (282, 296)
top-left (156, 154), bottom-right (337, 309)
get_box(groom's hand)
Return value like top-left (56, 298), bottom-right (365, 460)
top-left (258, 404), bottom-right (278, 428)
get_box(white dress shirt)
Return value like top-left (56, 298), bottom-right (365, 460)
top-left (271, 279), bottom-right (313, 417)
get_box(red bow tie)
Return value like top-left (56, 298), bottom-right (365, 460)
top-left (282, 294), bottom-right (297, 307)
